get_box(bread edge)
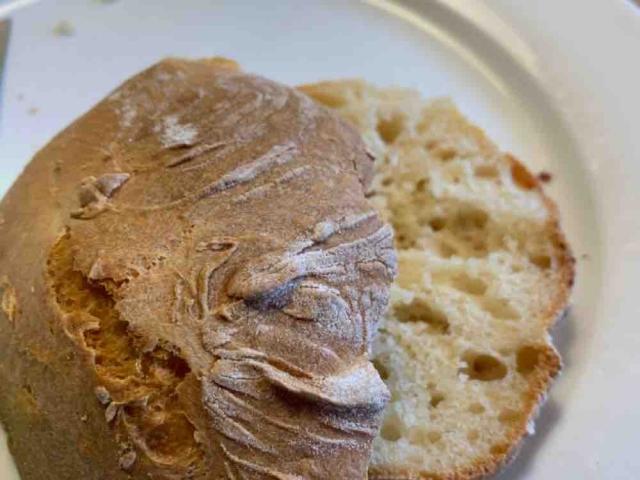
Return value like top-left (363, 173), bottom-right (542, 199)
top-left (368, 153), bottom-right (575, 480)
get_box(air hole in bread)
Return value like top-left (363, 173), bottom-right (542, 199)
top-left (372, 358), bottom-right (390, 380)
top-left (381, 176), bottom-right (393, 187)
top-left (434, 226), bottom-right (490, 258)
top-left (430, 392), bottom-right (445, 408)
top-left (415, 178), bottom-right (428, 192)
top-left (461, 352), bottom-right (507, 381)
top-left (380, 412), bottom-right (404, 441)
top-left (426, 140), bottom-right (457, 161)
top-left (467, 430), bottom-right (480, 442)
top-left (394, 299), bottom-right (450, 334)
top-left (428, 217), bottom-right (446, 232)
top-left (490, 443), bottom-right (509, 456)
top-left (511, 263), bottom-right (524, 273)
top-left (529, 254), bottom-right (552, 269)
top-left (516, 345), bottom-right (545, 375)
top-left (47, 234), bottom-right (202, 471)
top-left (407, 427), bottom-right (441, 446)
top-left (469, 402), bottom-right (485, 414)
top-left (470, 240), bottom-right (488, 257)
top-left (439, 149), bottom-right (456, 161)
top-left (481, 297), bottom-right (520, 320)
top-left (438, 242), bottom-right (457, 258)
top-left (451, 274), bottom-right (488, 296)
top-left (454, 207), bottom-right (488, 230)
top-left (498, 408), bottom-right (521, 425)
top-left (376, 114), bottom-right (405, 144)
top-left (474, 164), bottom-right (499, 179)
top-left (395, 233), bottom-right (416, 250)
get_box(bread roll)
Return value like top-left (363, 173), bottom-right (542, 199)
top-left (0, 59), bottom-right (396, 479)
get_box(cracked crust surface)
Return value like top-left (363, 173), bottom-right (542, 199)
top-left (0, 59), bottom-right (396, 479)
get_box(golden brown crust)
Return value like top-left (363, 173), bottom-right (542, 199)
top-left (0, 60), bottom-right (396, 479)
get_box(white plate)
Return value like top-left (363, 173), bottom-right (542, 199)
top-left (1, 0), bottom-right (639, 478)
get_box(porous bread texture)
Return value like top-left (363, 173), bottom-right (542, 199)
top-left (299, 80), bottom-right (574, 480)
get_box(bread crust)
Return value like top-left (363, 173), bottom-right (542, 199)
top-left (299, 80), bottom-right (575, 480)
top-left (0, 60), bottom-right (396, 479)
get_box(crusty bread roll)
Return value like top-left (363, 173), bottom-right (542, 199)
top-left (300, 80), bottom-right (574, 480)
top-left (0, 59), bottom-right (396, 479)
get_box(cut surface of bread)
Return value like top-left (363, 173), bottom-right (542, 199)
top-left (300, 80), bottom-right (574, 479)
